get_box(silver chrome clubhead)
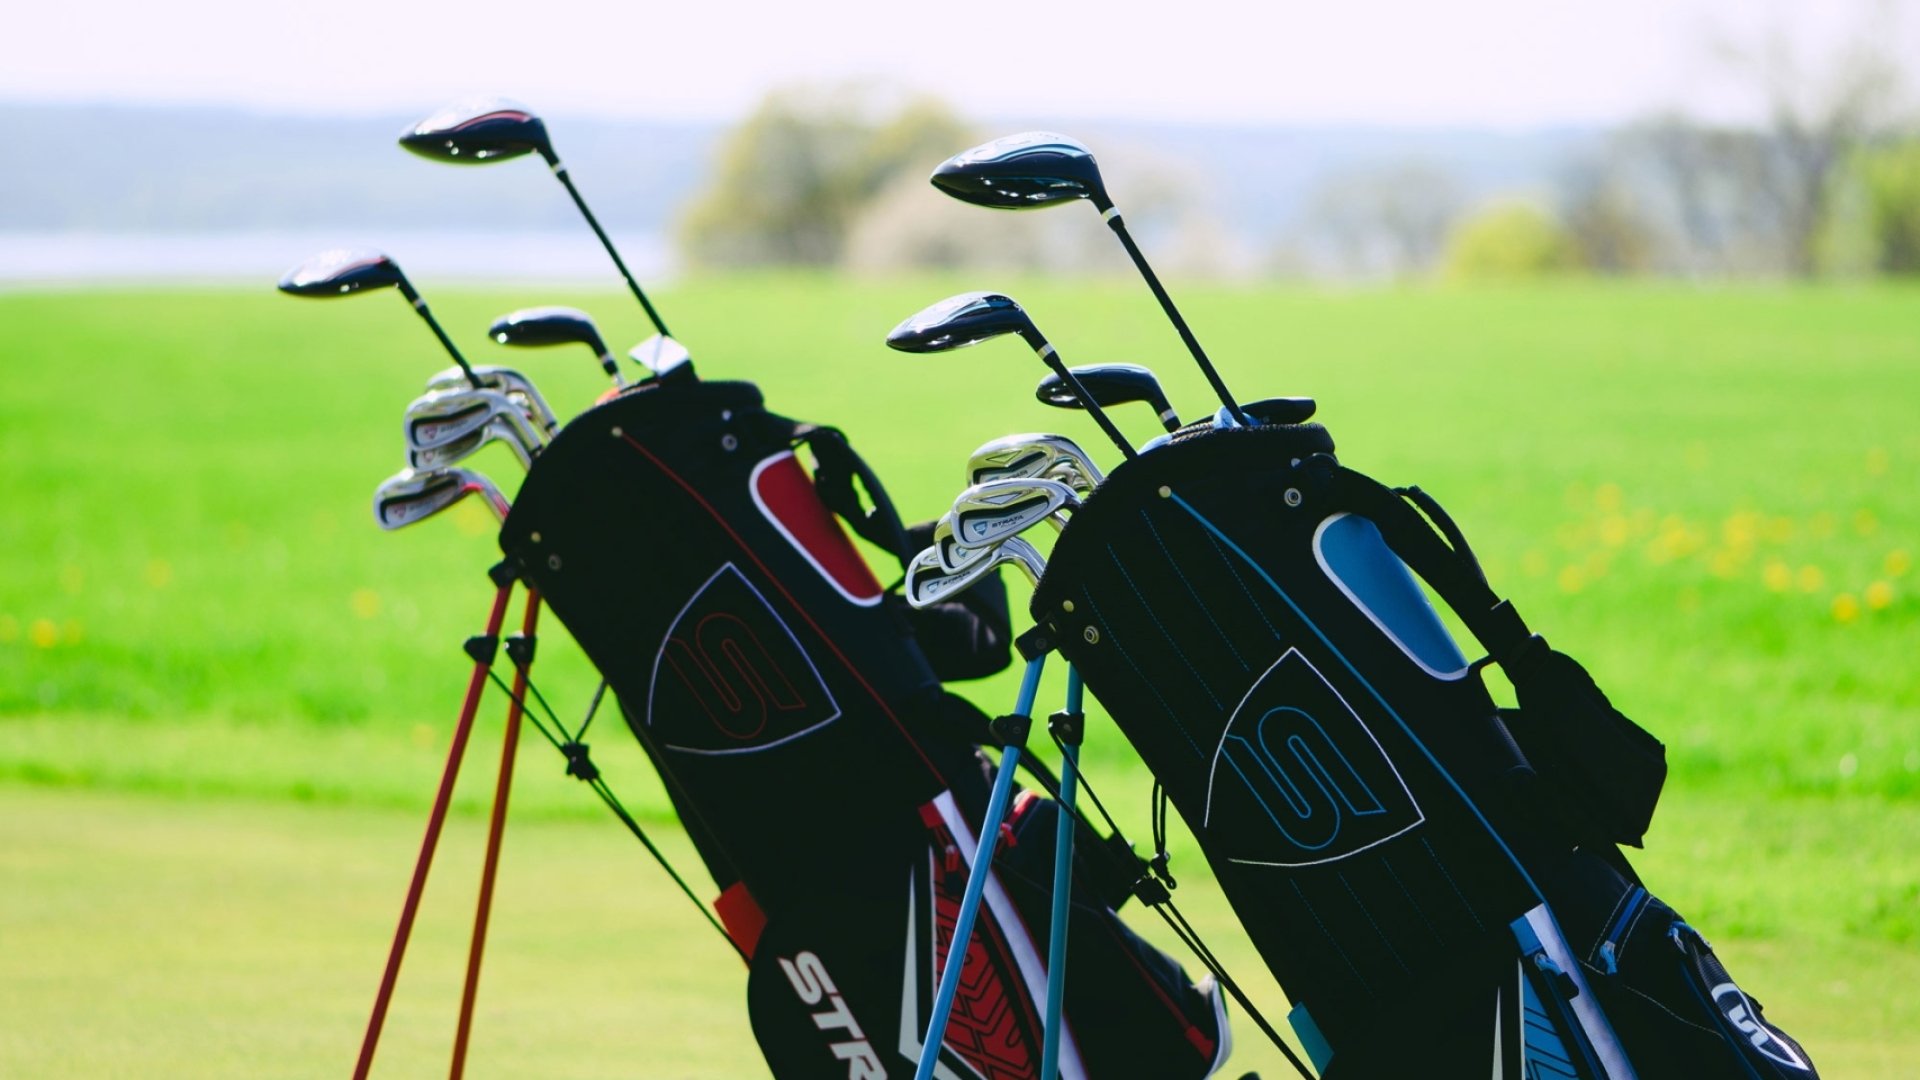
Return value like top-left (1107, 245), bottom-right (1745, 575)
top-left (405, 388), bottom-right (546, 457)
top-left (426, 364), bottom-right (559, 437)
top-left (407, 417), bottom-right (536, 471)
top-left (905, 537), bottom-right (1047, 608)
top-left (950, 476), bottom-right (1080, 549)
top-left (372, 467), bottom-right (509, 530)
top-left (629, 334), bottom-right (693, 380)
top-left (966, 433), bottom-right (1103, 493)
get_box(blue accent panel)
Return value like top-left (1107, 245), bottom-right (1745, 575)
top-left (1287, 1002), bottom-right (1335, 1072)
top-left (1316, 514), bottom-right (1468, 676)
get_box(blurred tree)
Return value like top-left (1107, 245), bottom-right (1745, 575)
top-left (1560, 161), bottom-right (1658, 275)
top-left (1859, 141), bottom-right (1920, 274)
top-left (677, 85), bottom-right (972, 269)
top-left (1299, 161), bottom-right (1464, 279)
top-left (1440, 201), bottom-right (1580, 280)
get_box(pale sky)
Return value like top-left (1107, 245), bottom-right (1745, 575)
top-left (3, 0), bottom-right (1906, 127)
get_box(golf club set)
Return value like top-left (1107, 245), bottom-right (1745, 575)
top-left (284, 103), bottom-right (1821, 1079)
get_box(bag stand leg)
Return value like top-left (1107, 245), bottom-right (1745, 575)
top-left (913, 655), bottom-right (1047, 1080)
top-left (353, 580), bottom-right (516, 1080)
top-left (448, 590), bottom-right (542, 1080)
top-left (1040, 667), bottom-right (1084, 1080)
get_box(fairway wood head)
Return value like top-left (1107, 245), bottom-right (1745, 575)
top-left (373, 467), bottom-right (509, 530)
top-left (425, 365), bottom-right (559, 437)
top-left (906, 537), bottom-right (1046, 607)
top-left (951, 476), bottom-right (1079, 548)
top-left (930, 132), bottom-right (1110, 212)
top-left (404, 387), bottom-right (545, 454)
top-left (399, 97), bottom-right (556, 165)
top-left (488, 305), bottom-right (622, 384)
top-left (1038, 363), bottom-right (1180, 433)
top-left (885, 291), bottom-right (1045, 354)
top-left (629, 334), bottom-right (695, 382)
top-left (407, 416), bottom-right (535, 471)
top-left (277, 247), bottom-right (408, 298)
top-left (966, 433), bottom-right (1103, 492)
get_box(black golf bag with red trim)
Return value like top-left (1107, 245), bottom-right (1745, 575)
top-left (1026, 419), bottom-right (1819, 1079)
top-left (497, 376), bottom-right (1231, 1079)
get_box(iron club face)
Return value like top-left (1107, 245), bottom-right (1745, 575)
top-left (1038, 363), bottom-right (1181, 433)
top-left (404, 387), bottom-right (546, 456)
top-left (905, 537), bottom-right (1047, 608)
top-left (373, 467), bottom-right (509, 530)
top-left (950, 476), bottom-right (1080, 549)
top-left (489, 306), bottom-right (624, 387)
top-left (425, 364), bottom-right (559, 438)
top-left (929, 132), bottom-right (1111, 212)
top-left (406, 418), bottom-right (536, 472)
top-left (966, 433), bottom-right (1104, 492)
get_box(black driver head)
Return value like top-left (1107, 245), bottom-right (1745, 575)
top-left (885, 291), bottom-right (1044, 353)
top-left (1037, 363), bottom-right (1180, 432)
top-left (488, 306), bottom-right (609, 354)
top-left (930, 132), bottom-right (1110, 212)
top-left (277, 248), bottom-right (409, 298)
top-left (399, 98), bottom-right (556, 165)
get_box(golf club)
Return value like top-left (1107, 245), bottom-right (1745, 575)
top-left (407, 417), bottom-right (537, 472)
top-left (405, 388), bottom-right (547, 457)
top-left (373, 467), bottom-right (510, 529)
top-left (425, 365), bottom-right (561, 438)
top-left (929, 132), bottom-right (1250, 426)
top-left (966, 433), bottom-right (1104, 491)
top-left (933, 504), bottom-right (1066, 574)
top-left (278, 248), bottom-right (482, 389)
top-left (488, 306), bottom-right (626, 388)
top-left (1037, 363), bottom-right (1181, 434)
top-left (885, 291), bottom-right (1136, 460)
top-left (949, 476), bottom-right (1080, 548)
top-left (905, 537), bottom-right (1047, 607)
top-left (629, 334), bottom-right (696, 383)
top-left (399, 98), bottom-right (673, 338)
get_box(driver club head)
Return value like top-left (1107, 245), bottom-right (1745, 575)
top-left (950, 476), bottom-right (1080, 549)
top-left (399, 98), bottom-right (556, 165)
top-left (277, 247), bottom-right (410, 298)
top-left (1038, 363), bottom-right (1180, 433)
top-left (885, 291), bottom-right (1046, 354)
top-left (373, 467), bottom-right (509, 530)
top-left (929, 132), bottom-right (1110, 212)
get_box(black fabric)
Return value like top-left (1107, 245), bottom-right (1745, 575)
top-left (499, 376), bottom-right (1223, 1078)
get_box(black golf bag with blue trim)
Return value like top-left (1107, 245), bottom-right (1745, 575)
top-left (1027, 419), bottom-right (1819, 1079)
top-left (496, 375), bottom-right (1232, 1079)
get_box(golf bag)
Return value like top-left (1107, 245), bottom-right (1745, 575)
top-left (1026, 420), bottom-right (1818, 1079)
top-left (497, 377), bottom-right (1231, 1079)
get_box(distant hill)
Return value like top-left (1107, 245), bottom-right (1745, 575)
top-left (2, 104), bottom-right (1599, 246)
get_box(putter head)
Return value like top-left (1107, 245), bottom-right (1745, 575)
top-left (930, 132), bottom-right (1110, 212)
top-left (886, 291), bottom-right (1043, 354)
top-left (950, 476), bottom-right (1079, 548)
top-left (425, 365), bottom-right (559, 437)
top-left (906, 537), bottom-right (1046, 607)
top-left (406, 416), bottom-right (536, 471)
top-left (629, 334), bottom-right (696, 382)
top-left (372, 467), bottom-right (508, 530)
top-left (1038, 363), bottom-right (1179, 432)
top-left (277, 248), bottom-right (408, 298)
top-left (404, 387), bottom-right (544, 454)
top-left (399, 97), bottom-right (556, 165)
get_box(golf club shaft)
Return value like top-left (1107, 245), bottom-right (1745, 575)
top-left (398, 283), bottom-right (483, 389)
top-left (1040, 349), bottom-right (1138, 461)
top-left (353, 581), bottom-right (513, 1080)
top-left (1041, 668), bottom-right (1085, 1080)
top-left (1104, 214), bottom-right (1249, 426)
top-left (551, 165), bottom-right (672, 338)
top-left (449, 592), bottom-right (541, 1080)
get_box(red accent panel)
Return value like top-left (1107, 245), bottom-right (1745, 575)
top-left (751, 454), bottom-right (884, 603)
top-left (713, 882), bottom-right (767, 960)
top-left (928, 818), bottom-right (1042, 1080)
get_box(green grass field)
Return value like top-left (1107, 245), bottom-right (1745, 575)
top-left (1, 279), bottom-right (1915, 1076)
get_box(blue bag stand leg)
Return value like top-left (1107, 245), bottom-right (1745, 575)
top-left (1040, 668), bottom-right (1084, 1080)
top-left (914, 655), bottom-right (1047, 1080)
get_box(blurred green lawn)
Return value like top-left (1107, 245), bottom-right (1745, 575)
top-left (1, 279), bottom-right (1915, 1076)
